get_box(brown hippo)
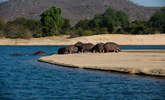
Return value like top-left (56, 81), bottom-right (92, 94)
top-left (92, 43), bottom-right (104, 53)
top-left (75, 42), bottom-right (94, 53)
top-left (104, 42), bottom-right (121, 53)
top-left (65, 45), bottom-right (79, 54)
top-left (58, 47), bottom-right (67, 54)
top-left (33, 51), bottom-right (47, 55)
top-left (58, 45), bottom-right (79, 54)
top-left (11, 54), bottom-right (23, 56)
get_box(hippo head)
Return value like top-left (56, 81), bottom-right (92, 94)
top-left (74, 42), bottom-right (83, 47)
top-left (58, 47), bottom-right (66, 54)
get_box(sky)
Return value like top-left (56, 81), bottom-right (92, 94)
top-left (0, 0), bottom-right (165, 7)
top-left (129, 0), bottom-right (165, 7)
top-left (0, 0), bottom-right (8, 3)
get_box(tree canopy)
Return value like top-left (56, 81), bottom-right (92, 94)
top-left (89, 8), bottom-right (129, 32)
top-left (148, 7), bottom-right (165, 33)
top-left (40, 6), bottom-right (64, 36)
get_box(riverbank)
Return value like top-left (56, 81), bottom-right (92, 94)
top-left (38, 50), bottom-right (165, 77)
top-left (0, 34), bottom-right (165, 45)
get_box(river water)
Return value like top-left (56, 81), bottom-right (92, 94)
top-left (0, 46), bottom-right (165, 100)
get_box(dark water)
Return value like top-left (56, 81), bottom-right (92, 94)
top-left (0, 46), bottom-right (165, 100)
top-left (121, 45), bottom-right (165, 50)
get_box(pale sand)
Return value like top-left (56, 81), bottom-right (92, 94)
top-left (0, 34), bottom-right (165, 45)
top-left (38, 50), bottom-right (165, 77)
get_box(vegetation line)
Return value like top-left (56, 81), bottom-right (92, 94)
top-left (0, 6), bottom-right (164, 39)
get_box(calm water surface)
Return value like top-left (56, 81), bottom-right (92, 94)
top-left (0, 46), bottom-right (165, 100)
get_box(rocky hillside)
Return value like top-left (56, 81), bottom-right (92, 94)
top-left (0, 0), bottom-right (160, 25)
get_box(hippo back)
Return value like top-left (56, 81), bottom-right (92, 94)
top-left (67, 45), bottom-right (79, 53)
top-left (92, 43), bottom-right (104, 53)
top-left (82, 43), bottom-right (95, 51)
top-left (104, 42), bottom-right (121, 52)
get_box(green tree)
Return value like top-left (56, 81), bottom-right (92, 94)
top-left (75, 19), bottom-right (90, 30)
top-left (62, 18), bottom-right (71, 29)
top-left (61, 18), bottom-right (71, 35)
top-left (6, 17), bottom-right (42, 38)
top-left (120, 20), bottom-right (149, 34)
top-left (82, 30), bottom-right (94, 36)
top-left (0, 17), bottom-right (6, 30)
top-left (148, 7), bottom-right (165, 33)
top-left (7, 17), bottom-right (27, 25)
top-left (88, 14), bottom-right (102, 28)
top-left (40, 6), bottom-right (64, 36)
top-left (89, 8), bottom-right (129, 32)
top-left (5, 24), bottom-right (32, 39)
top-left (24, 19), bottom-right (42, 37)
top-left (0, 17), bottom-right (6, 38)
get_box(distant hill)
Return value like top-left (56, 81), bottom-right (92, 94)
top-left (0, 0), bottom-right (160, 25)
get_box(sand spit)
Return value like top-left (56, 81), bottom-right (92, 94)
top-left (38, 50), bottom-right (165, 77)
top-left (0, 34), bottom-right (165, 45)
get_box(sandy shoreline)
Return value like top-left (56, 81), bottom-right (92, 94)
top-left (0, 34), bottom-right (165, 45)
top-left (39, 50), bottom-right (165, 77)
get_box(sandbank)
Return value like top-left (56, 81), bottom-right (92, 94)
top-left (38, 50), bottom-right (165, 77)
top-left (0, 34), bottom-right (165, 45)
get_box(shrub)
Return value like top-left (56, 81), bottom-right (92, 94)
top-left (82, 30), bottom-right (94, 36)
top-left (68, 28), bottom-right (84, 38)
top-left (93, 27), bottom-right (109, 34)
top-left (0, 30), bottom-right (5, 38)
top-left (5, 24), bottom-right (32, 38)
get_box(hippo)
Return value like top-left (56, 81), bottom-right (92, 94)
top-left (58, 47), bottom-right (67, 54)
top-left (104, 42), bottom-right (121, 53)
top-left (11, 54), bottom-right (23, 56)
top-left (33, 51), bottom-right (47, 55)
top-left (92, 43), bottom-right (104, 53)
top-left (65, 45), bottom-right (79, 54)
top-left (75, 42), bottom-right (95, 53)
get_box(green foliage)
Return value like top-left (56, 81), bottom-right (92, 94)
top-left (40, 6), bottom-right (64, 36)
top-left (66, 27), bottom-right (84, 38)
top-left (0, 17), bottom-right (6, 38)
top-left (75, 19), bottom-right (90, 30)
top-left (116, 20), bottom-right (161, 35)
top-left (62, 18), bottom-right (71, 29)
top-left (0, 17), bottom-right (7, 31)
top-left (148, 7), bottom-right (165, 33)
top-left (7, 17), bottom-right (27, 25)
top-left (89, 8), bottom-right (129, 32)
top-left (82, 30), bottom-right (94, 36)
top-left (2, 7), bottom-right (165, 39)
top-left (5, 24), bottom-right (32, 39)
top-left (92, 27), bottom-right (109, 34)
top-left (24, 19), bottom-right (42, 37)
top-left (0, 30), bottom-right (5, 38)
top-left (4, 17), bottom-right (42, 38)
top-left (61, 18), bottom-right (71, 35)
top-left (88, 14), bottom-right (102, 28)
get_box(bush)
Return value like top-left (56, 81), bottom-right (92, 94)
top-left (148, 7), bottom-right (165, 33)
top-left (93, 27), bottom-right (109, 34)
top-left (89, 7), bottom-right (129, 33)
top-left (143, 27), bottom-right (158, 34)
top-left (68, 28), bottom-right (84, 38)
top-left (0, 30), bottom-right (5, 38)
top-left (115, 29), bottom-right (130, 34)
top-left (75, 19), bottom-right (90, 30)
top-left (33, 33), bottom-right (43, 38)
top-left (5, 24), bottom-right (32, 39)
top-left (82, 30), bottom-right (94, 36)
top-left (0, 17), bottom-right (6, 30)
